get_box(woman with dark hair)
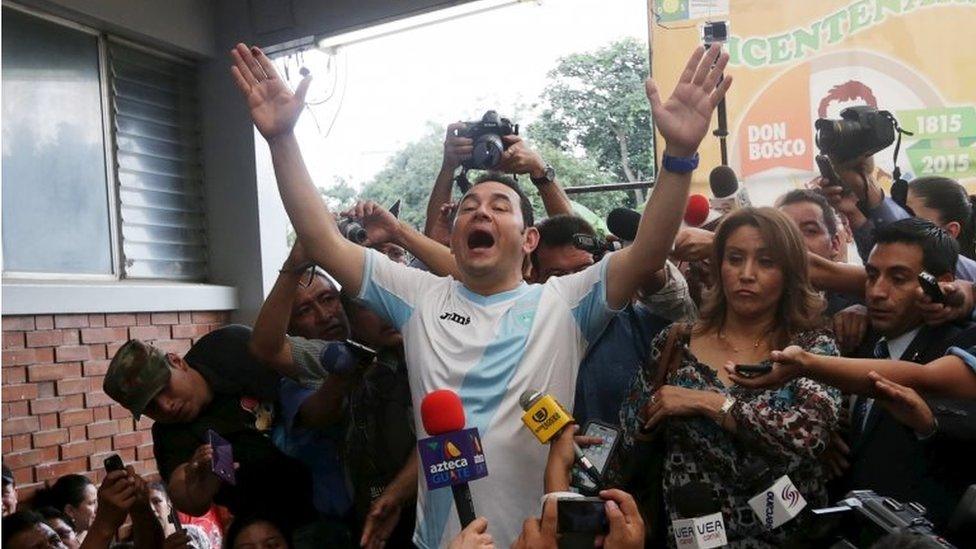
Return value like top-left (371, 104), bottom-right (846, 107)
top-left (907, 176), bottom-right (976, 259)
top-left (34, 475), bottom-right (96, 544)
top-left (615, 207), bottom-right (841, 546)
top-left (36, 507), bottom-right (80, 549)
top-left (223, 515), bottom-right (290, 549)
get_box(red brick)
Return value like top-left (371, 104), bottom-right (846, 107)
top-left (54, 315), bottom-right (89, 329)
top-left (113, 431), bottom-right (149, 450)
top-left (2, 383), bottom-right (37, 402)
top-left (117, 418), bottom-right (135, 433)
top-left (80, 327), bottom-right (127, 345)
top-left (68, 425), bottom-right (86, 442)
top-left (30, 394), bottom-right (84, 415)
top-left (128, 325), bottom-right (170, 341)
top-left (3, 438), bottom-right (11, 454)
top-left (92, 406), bottom-right (110, 421)
top-left (93, 437), bottom-right (112, 454)
top-left (89, 451), bottom-right (116, 471)
top-left (87, 421), bottom-right (119, 439)
top-left (12, 467), bottom-right (32, 485)
top-left (135, 416), bottom-right (154, 431)
top-left (106, 342), bottom-right (124, 358)
top-left (32, 429), bottom-right (69, 448)
top-left (136, 443), bottom-right (155, 461)
top-left (90, 344), bottom-right (107, 360)
top-left (191, 311), bottom-right (224, 324)
top-left (151, 313), bottom-right (179, 325)
top-left (118, 448), bottom-right (136, 463)
top-left (35, 315), bottom-right (54, 330)
top-left (178, 312), bottom-right (193, 324)
top-left (38, 413), bottom-right (58, 430)
top-left (136, 313), bottom-right (152, 326)
top-left (153, 339), bottom-right (191, 355)
top-left (105, 314), bottom-right (136, 327)
top-left (59, 408), bottom-right (93, 427)
top-left (110, 405), bottom-right (131, 420)
top-left (5, 449), bottom-right (48, 469)
top-left (88, 375), bottom-right (105, 391)
top-left (3, 348), bottom-right (40, 366)
top-left (36, 382), bottom-right (55, 398)
top-left (89, 314), bottom-right (105, 328)
top-left (61, 440), bottom-right (95, 460)
top-left (55, 346), bottom-right (91, 362)
top-left (3, 416), bottom-right (39, 435)
top-left (3, 332), bottom-right (25, 349)
top-left (28, 362), bottom-right (81, 382)
top-left (35, 458), bottom-right (87, 482)
top-left (83, 360), bottom-right (110, 377)
top-left (62, 329), bottom-right (80, 345)
top-left (2, 366), bottom-right (27, 384)
top-left (8, 434), bottom-right (31, 452)
top-left (56, 378), bottom-right (89, 396)
top-left (5, 401), bottom-right (29, 418)
top-left (85, 391), bottom-right (114, 408)
top-left (2, 316), bottom-right (35, 331)
top-left (171, 324), bottom-right (212, 339)
top-left (25, 330), bottom-right (63, 348)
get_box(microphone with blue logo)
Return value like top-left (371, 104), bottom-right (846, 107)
top-left (417, 390), bottom-right (489, 528)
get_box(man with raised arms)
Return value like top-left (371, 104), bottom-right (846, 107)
top-left (229, 42), bottom-right (731, 548)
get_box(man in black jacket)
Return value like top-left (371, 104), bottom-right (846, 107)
top-left (839, 218), bottom-right (976, 530)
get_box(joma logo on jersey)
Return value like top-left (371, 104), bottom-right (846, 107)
top-left (439, 312), bottom-right (471, 325)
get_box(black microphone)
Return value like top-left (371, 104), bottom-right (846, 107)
top-left (709, 166), bottom-right (750, 215)
top-left (671, 482), bottom-right (728, 548)
top-left (607, 208), bottom-right (641, 242)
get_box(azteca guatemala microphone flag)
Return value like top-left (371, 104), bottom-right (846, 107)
top-left (418, 429), bottom-right (488, 490)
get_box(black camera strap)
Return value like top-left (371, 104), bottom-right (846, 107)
top-left (884, 110), bottom-right (914, 185)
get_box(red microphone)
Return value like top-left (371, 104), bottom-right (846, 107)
top-left (422, 389), bottom-right (466, 435)
top-left (419, 390), bottom-right (486, 528)
top-left (684, 194), bottom-right (711, 227)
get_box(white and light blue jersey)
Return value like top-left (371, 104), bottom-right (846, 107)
top-left (357, 248), bottom-right (619, 548)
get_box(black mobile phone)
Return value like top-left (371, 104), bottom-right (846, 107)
top-left (103, 454), bottom-right (124, 473)
top-left (918, 272), bottom-right (946, 304)
top-left (816, 154), bottom-right (842, 187)
top-left (557, 497), bottom-right (609, 535)
top-left (577, 421), bottom-right (621, 492)
top-left (735, 363), bottom-right (773, 376)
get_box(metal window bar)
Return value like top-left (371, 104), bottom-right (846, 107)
top-left (108, 42), bottom-right (209, 280)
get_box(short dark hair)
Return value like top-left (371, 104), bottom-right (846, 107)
top-left (776, 189), bottom-right (838, 238)
top-left (33, 474), bottom-right (92, 512)
top-left (3, 510), bottom-right (43, 544)
top-left (873, 217), bottom-right (959, 276)
top-left (224, 514), bottom-right (291, 549)
top-left (36, 506), bottom-right (75, 529)
top-left (531, 214), bottom-right (596, 270)
top-left (909, 176), bottom-right (976, 258)
top-left (469, 171), bottom-right (534, 228)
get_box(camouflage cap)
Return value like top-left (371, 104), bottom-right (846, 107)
top-left (104, 339), bottom-right (172, 420)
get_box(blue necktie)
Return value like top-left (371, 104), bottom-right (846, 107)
top-left (853, 339), bottom-right (890, 434)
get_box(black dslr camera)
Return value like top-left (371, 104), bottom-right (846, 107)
top-left (458, 110), bottom-right (518, 171)
top-left (815, 106), bottom-right (897, 165)
top-left (810, 490), bottom-right (956, 548)
top-left (572, 234), bottom-right (621, 261)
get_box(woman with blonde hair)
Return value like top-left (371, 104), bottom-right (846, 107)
top-left (616, 207), bottom-right (840, 546)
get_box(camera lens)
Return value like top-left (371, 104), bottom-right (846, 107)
top-left (472, 134), bottom-right (504, 169)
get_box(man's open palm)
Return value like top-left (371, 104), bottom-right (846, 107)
top-left (230, 43), bottom-right (311, 139)
top-left (646, 45), bottom-right (731, 157)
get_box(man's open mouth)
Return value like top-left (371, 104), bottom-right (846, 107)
top-left (467, 229), bottom-right (496, 250)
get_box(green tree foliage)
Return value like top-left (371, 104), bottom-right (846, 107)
top-left (528, 37), bottom-right (653, 184)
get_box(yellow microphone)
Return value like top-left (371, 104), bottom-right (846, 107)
top-left (519, 390), bottom-right (603, 489)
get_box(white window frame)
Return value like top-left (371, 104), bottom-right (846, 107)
top-left (1, 1), bottom-right (235, 314)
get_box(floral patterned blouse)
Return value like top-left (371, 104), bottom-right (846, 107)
top-left (616, 325), bottom-right (841, 548)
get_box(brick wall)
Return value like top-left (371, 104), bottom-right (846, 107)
top-left (2, 311), bottom-right (230, 502)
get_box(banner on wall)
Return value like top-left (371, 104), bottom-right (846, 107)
top-left (650, 0), bottom-right (976, 203)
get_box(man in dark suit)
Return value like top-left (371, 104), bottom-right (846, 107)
top-left (839, 218), bottom-right (976, 531)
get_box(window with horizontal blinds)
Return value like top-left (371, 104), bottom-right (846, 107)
top-left (109, 41), bottom-right (208, 280)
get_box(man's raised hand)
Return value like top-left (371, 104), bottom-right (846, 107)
top-left (646, 45), bottom-right (731, 158)
top-left (230, 43), bottom-right (311, 140)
